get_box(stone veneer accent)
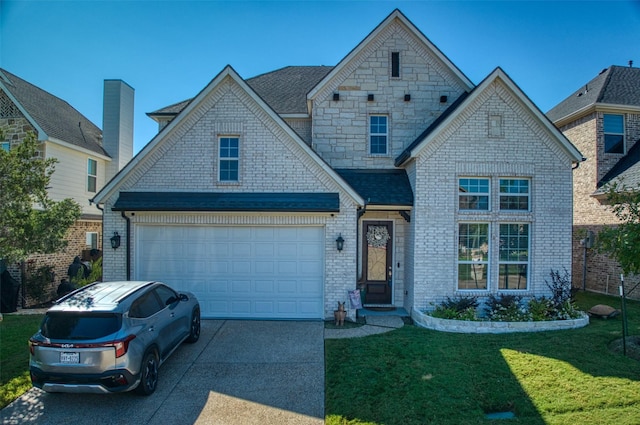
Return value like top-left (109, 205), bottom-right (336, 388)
top-left (412, 308), bottom-right (589, 333)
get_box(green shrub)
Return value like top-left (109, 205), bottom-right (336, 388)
top-left (74, 257), bottom-right (102, 287)
top-left (430, 295), bottom-right (479, 320)
top-left (485, 294), bottom-right (530, 322)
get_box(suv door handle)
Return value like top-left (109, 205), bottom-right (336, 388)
top-left (148, 326), bottom-right (155, 332)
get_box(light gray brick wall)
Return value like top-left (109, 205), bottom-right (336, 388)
top-left (100, 76), bottom-right (359, 318)
top-left (412, 80), bottom-right (575, 310)
top-left (310, 19), bottom-right (467, 169)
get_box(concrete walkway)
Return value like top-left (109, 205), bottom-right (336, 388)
top-left (324, 315), bottom-right (405, 339)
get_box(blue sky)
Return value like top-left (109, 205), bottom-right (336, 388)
top-left (2, 0), bottom-right (639, 153)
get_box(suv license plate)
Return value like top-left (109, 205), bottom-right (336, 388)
top-left (60, 352), bottom-right (80, 363)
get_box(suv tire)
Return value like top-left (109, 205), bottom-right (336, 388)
top-left (136, 350), bottom-right (159, 395)
top-left (185, 307), bottom-right (201, 343)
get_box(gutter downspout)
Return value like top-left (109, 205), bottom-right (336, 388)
top-left (94, 202), bottom-right (104, 251)
top-left (121, 211), bottom-right (131, 280)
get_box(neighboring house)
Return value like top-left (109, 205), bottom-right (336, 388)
top-left (547, 65), bottom-right (640, 296)
top-left (93, 10), bottom-right (582, 320)
top-left (0, 69), bottom-right (133, 304)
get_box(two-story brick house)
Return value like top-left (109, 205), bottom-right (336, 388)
top-left (547, 65), bottom-right (640, 296)
top-left (93, 10), bottom-right (582, 320)
top-left (0, 69), bottom-right (133, 305)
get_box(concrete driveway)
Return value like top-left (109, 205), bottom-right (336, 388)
top-left (1, 320), bottom-right (325, 425)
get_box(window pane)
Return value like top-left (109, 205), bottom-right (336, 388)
top-left (499, 264), bottom-right (528, 290)
top-left (220, 160), bottom-right (239, 181)
top-left (604, 114), bottom-right (624, 133)
top-left (88, 176), bottom-right (97, 193)
top-left (459, 178), bottom-right (490, 210)
top-left (458, 264), bottom-right (487, 290)
top-left (605, 134), bottom-right (624, 154)
top-left (87, 159), bottom-right (97, 175)
top-left (458, 223), bottom-right (489, 261)
top-left (370, 136), bottom-right (387, 154)
top-left (370, 116), bottom-right (388, 154)
top-left (499, 224), bottom-right (529, 261)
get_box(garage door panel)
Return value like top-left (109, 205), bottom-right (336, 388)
top-left (137, 225), bottom-right (323, 319)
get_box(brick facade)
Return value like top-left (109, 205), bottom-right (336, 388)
top-left (563, 111), bottom-right (640, 297)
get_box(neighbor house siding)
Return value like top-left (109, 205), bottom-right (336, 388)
top-left (45, 142), bottom-right (107, 216)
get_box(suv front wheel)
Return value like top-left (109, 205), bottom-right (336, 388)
top-left (136, 350), bottom-right (159, 395)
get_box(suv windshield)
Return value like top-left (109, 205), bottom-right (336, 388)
top-left (41, 313), bottom-right (122, 340)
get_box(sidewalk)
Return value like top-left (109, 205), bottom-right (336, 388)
top-left (324, 315), bottom-right (405, 339)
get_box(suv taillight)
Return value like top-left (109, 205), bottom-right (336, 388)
top-left (29, 338), bottom-right (39, 356)
top-left (112, 335), bottom-right (136, 358)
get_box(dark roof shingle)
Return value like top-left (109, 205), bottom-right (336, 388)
top-left (147, 66), bottom-right (334, 117)
top-left (335, 169), bottom-right (413, 206)
top-left (547, 66), bottom-right (640, 123)
top-left (112, 192), bottom-right (340, 212)
top-left (0, 69), bottom-right (107, 156)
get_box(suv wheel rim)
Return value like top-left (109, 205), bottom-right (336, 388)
top-left (144, 355), bottom-right (158, 391)
top-left (191, 313), bottom-right (200, 338)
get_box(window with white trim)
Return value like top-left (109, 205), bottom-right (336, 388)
top-left (219, 137), bottom-right (239, 182)
top-left (459, 178), bottom-right (490, 211)
top-left (498, 223), bottom-right (529, 290)
top-left (369, 115), bottom-right (388, 155)
top-left (499, 179), bottom-right (530, 211)
top-left (604, 114), bottom-right (624, 154)
top-left (458, 223), bottom-right (489, 290)
top-left (86, 232), bottom-right (98, 249)
top-left (87, 158), bottom-right (97, 193)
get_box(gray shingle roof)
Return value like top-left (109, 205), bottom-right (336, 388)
top-left (547, 66), bottom-right (640, 123)
top-left (112, 191), bottom-right (340, 212)
top-left (147, 66), bottom-right (333, 118)
top-left (0, 69), bottom-right (107, 156)
top-left (335, 169), bottom-right (413, 206)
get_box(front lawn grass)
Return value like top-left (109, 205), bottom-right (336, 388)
top-left (0, 314), bottom-right (43, 409)
top-left (325, 292), bottom-right (640, 425)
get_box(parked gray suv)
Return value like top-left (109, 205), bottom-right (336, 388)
top-left (29, 281), bottom-right (200, 395)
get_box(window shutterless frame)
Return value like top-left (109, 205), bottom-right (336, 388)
top-left (459, 178), bottom-right (490, 211)
top-left (369, 115), bottom-right (388, 155)
top-left (87, 158), bottom-right (97, 193)
top-left (603, 114), bottom-right (624, 154)
top-left (218, 136), bottom-right (239, 182)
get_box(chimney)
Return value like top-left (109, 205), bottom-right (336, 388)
top-left (103, 80), bottom-right (134, 181)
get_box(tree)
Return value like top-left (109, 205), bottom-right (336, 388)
top-left (596, 181), bottom-right (640, 275)
top-left (0, 131), bottom-right (81, 264)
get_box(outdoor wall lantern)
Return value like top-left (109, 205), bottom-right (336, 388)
top-left (110, 232), bottom-right (121, 250)
top-left (336, 234), bottom-right (345, 252)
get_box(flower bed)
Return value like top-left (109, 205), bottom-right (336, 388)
top-left (412, 308), bottom-right (589, 334)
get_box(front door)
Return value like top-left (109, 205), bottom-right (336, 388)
top-left (362, 221), bottom-right (393, 304)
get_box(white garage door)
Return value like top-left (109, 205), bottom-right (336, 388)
top-left (136, 225), bottom-right (324, 319)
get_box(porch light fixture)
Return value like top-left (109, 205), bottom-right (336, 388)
top-left (110, 232), bottom-right (121, 250)
top-left (336, 234), bottom-right (345, 252)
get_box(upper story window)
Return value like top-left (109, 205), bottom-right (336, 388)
top-left (459, 178), bottom-right (490, 211)
top-left (391, 52), bottom-right (400, 78)
top-left (499, 179), bottom-right (530, 211)
top-left (369, 115), bottom-right (388, 155)
top-left (87, 158), bottom-right (97, 193)
top-left (604, 114), bottom-right (624, 154)
top-left (219, 136), bottom-right (239, 182)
